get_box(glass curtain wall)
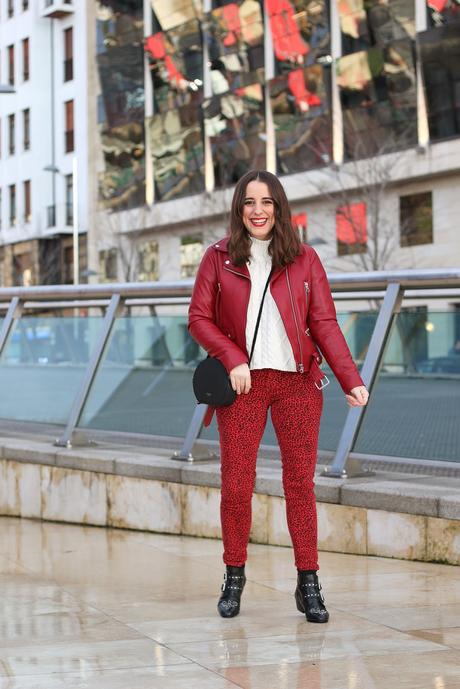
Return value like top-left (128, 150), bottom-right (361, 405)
top-left (336, 0), bottom-right (417, 159)
top-left (204, 0), bottom-right (266, 186)
top-left (145, 1), bottom-right (205, 201)
top-left (96, 1), bottom-right (145, 211)
top-left (96, 1), bottom-right (460, 207)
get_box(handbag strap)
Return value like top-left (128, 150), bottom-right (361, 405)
top-left (248, 268), bottom-right (273, 366)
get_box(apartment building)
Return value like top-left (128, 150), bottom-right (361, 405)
top-left (0, 0), bottom-right (89, 285)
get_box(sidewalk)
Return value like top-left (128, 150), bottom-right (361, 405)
top-left (0, 516), bottom-right (459, 688)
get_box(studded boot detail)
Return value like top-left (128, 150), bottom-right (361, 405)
top-left (217, 565), bottom-right (246, 618)
top-left (295, 570), bottom-right (329, 623)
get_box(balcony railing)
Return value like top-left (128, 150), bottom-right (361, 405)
top-left (42, 0), bottom-right (73, 18)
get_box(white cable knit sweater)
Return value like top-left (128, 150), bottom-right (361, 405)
top-left (245, 237), bottom-right (297, 372)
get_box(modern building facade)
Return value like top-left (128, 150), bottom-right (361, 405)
top-left (0, 0), bottom-right (459, 288)
top-left (88, 0), bottom-right (460, 287)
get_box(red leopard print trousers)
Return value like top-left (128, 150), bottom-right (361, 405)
top-left (216, 368), bottom-right (323, 570)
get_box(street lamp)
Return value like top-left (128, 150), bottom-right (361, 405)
top-left (43, 157), bottom-right (79, 285)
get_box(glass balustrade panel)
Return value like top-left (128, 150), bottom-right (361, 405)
top-left (0, 314), bottom-right (104, 424)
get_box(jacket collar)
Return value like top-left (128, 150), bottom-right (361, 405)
top-left (213, 236), bottom-right (249, 278)
top-left (212, 236), bottom-right (230, 253)
top-left (212, 236), bottom-right (287, 282)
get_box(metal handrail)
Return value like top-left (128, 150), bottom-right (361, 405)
top-left (0, 280), bottom-right (194, 301)
top-left (0, 267), bottom-right (458, 301)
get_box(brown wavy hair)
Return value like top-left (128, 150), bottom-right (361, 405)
top-left (227, 170), bottom-right (302, 268)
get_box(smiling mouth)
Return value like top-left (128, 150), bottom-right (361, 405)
top-left (251, 218), bottom-right (268, 227)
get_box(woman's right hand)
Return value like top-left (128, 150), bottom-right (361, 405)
top-left (229, 363), bottom-right (251, 394)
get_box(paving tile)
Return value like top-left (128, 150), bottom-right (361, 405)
top-left (0, 665), bottom-right (235, 689)
top-left (167, 628), bottom-right (443, 668)
top-left (0, 515), bottom-right (458, 689)
top-left (219, 650), bottom-right (460, 689)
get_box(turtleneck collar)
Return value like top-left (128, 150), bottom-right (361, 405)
top-left (249, 236), bottom-right (272, 263)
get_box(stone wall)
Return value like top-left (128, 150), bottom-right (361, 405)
top-left (1, 442), bottom-right (459, 565)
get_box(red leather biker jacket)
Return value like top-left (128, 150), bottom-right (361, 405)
top-left (188, 236), bottom-right (364, 396)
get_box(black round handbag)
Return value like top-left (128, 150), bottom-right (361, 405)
top-left (192, 268), bottom-right (273, 408)
top-left (193, 357), bottom-right (236, 407)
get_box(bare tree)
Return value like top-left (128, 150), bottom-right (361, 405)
top-left (97, 204), bottom-right (151, 282)
top-left (308, 135), bottom-right (414, 275)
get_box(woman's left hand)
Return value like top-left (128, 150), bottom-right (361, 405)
top-left (345, 386), bottom-right (369, 407)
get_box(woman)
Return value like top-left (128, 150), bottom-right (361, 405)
top-left (188, 170), bottom-right (368, 623)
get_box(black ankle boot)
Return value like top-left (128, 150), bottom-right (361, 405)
top-left (217, 565), bottom-right (246, 618)
top-left (295, 570), bottom-right (329, 623)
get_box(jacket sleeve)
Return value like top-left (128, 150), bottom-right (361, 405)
top-left (188, 247), bottom-right (249, 373)
top-left (307, 249), bottom-right (365, 394)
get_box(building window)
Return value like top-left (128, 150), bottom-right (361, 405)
top-left (64, 27), bottom-right (73, 81)
top-left (337, 45), bottom-right (418, 160)
top-left (419, 26), bottom-right (460, 142)
top-left (22, 38), bottom-right (29, 81)
top-left (9, 184), bottom-right (16, 225)
top-left (7, 0), bottom-right (14, 18)
top-left (336, 202), bottom-right (367, 256)
top-left (400, 192), bottom-right (433, 247)
top-left (64, 100), bottom-right (74, 152)
top-left (180, 235), bottom-right (203, 278)
top-left (23, 180), bottom-right (31, 222)
top-left (338, 0), bottom-right (415, 56)
top-left (427, 0), bottom-right (458, 26)
top-left (65, 173), bottom-right (73, 224)
top-left (99, 249), bottom-right (118, 282)
top-left (8, 44), bottom-right (14, 85)
top-left (8, 114), bottom-right (15, 155)
top-left (137, 240), bottom-right (159, 281)
top-left (47, 205), bottom-right (56, 227)
top-left (23, 108), bottom-right (30, 150)
top-left (13, 252), bottom-right (33, 287)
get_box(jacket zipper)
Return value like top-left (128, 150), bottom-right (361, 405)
top-left (223, 266), bottom-right (250, 280)
top-left (304, 281), bottom-right (311, 336)
top-left (216, 282), bottom-right (221, 315)
top-left (286, 268), bottom-right (304, 373)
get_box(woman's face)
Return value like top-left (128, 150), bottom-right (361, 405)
top-left (242, 180), bottom-right (276, 240)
